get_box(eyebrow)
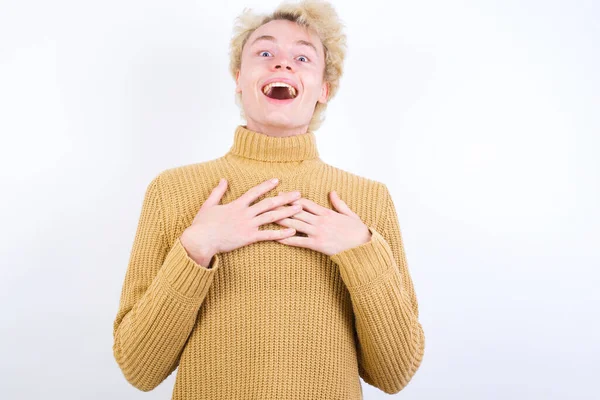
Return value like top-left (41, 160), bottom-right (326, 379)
top-left (250, 35), bottom-right (319, 56)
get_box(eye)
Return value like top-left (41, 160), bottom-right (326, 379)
top-left (297, 55), bottom-right (309, 62)
top-left (259, 51), bottom-right (272, 57)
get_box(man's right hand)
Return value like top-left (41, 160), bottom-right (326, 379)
top-left (179, 178), bottom-right (302, 268)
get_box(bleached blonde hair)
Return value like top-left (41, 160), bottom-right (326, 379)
top-left (229, 0), bottom-right (347, 132)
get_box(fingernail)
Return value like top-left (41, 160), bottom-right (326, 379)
top-left (271, 178), bottom-right (279, 184)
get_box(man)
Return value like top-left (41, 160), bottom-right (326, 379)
top-left (112, 1), bottom-right (425, 399)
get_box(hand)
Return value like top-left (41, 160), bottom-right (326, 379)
top-left (180, 178), bottom-right (301, 265)
top-left (272, 190), bottom-right (372, 256)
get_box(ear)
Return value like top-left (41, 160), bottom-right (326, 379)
top-left (317, 81), bottom-right (329, 104)
top-left (235, 70), bottom-right (241, 93)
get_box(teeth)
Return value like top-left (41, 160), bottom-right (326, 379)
top-left (262, 82), bottom-right (297, 98)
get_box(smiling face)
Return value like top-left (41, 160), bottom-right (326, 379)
top-left (235, 19), bottom-right (329, 136)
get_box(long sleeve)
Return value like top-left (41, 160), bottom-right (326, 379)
top-left (112, 175), bottom-right (221, 392)
top-left (330, 184), bottom-right (425, 394)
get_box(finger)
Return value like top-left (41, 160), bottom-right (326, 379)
top-left (249, 190), bottom-right (301, 216)
top-left (330, 190), bottom-right (358, 217)
top-left (254, 227), bottom-right (296, 242)
top-left (283, 207), bottom-right (317, 224)
top-left (269, 203), bottom-right (305, 223)
top-left (236, 178), bottom-right (280, 207)
top-left (202, 178), bottom-right (228, 208)
top-left (288, 197), bottom-right (330, 216)
top-left (276, 235), bottom-right (314, 250)
top-left (254, 203), bottom-right (302, 226)
top-left (272, 215), bottom-right (316, 235)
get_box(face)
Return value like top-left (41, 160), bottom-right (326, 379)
top-left (235, 19), bottom-right (329, 136)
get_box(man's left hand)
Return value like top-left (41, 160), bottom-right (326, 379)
top-left (272, 191), bottom-right (372, 256)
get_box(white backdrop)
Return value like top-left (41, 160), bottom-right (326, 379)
top-left (1, 0), bottom-right (598, 399)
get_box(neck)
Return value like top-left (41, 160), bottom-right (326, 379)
top-left (226, 124), bottom-right (320, 163)
top-left (245, 119), bottom-right (309, 138)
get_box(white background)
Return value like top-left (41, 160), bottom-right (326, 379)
top-left (1, 0), bottom-right (598, 398)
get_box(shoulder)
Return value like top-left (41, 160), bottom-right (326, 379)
top-left (141, 157), bottom-right (230, 235)
top-left (149, 156), bottom-right (229, 189)
top-left (319, 161), bottom-right (391, 225)
top-left (320, 161), bottom-right (389, 197)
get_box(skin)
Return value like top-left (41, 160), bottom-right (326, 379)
top-left (273, 190), bottom-right (372, 255)
top-left (181, 178), bottom-right (303, 267)
top-left (235, 19), bottom-right (329, 137)
top-left (181, 20), bottom-right (371, 268)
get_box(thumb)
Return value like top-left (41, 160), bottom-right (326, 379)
top-left (330, 190), bottom-right (356, 217)
top-left (203, 178), bottom-right (228, 208)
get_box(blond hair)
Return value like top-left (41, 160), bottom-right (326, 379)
top-left (229, 0), bottom-right (347, 132)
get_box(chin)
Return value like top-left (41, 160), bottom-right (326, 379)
top-left (259, 113), bottom-right (297, 128)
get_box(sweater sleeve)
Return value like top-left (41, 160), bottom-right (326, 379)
top-left (329, 184), bottom-right (425, 395)
top-left (112, 175), bottom-right (221, 392)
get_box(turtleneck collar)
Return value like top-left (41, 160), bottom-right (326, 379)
top-left (227, 125), bottom-right (320, 163)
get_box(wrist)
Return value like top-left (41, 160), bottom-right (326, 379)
top-left (180, 231), bottom-right (215, 269)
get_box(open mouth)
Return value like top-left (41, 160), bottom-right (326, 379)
top-left (262, 82), bottom-right (298, 101)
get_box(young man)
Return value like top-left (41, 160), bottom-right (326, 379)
top-left (112, 1), bottom-right (425, 398)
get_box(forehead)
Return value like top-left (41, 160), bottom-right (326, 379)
top-left (246, 19), bottom-right (324, 56)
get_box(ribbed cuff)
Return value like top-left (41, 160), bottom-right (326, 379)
top-left (157, 237), bottom-right (220, 299)
top-left (330, 226), bottom-right (395, 290)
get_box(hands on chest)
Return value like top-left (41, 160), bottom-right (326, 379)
top-left (180, 177), bottom-right (371, 267)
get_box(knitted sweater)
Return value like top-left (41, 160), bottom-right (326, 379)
top-left (112, 125), bottom-right (425, 399)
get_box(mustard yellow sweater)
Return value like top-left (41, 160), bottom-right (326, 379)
top-left (112, 125), bottom-right (425, 399)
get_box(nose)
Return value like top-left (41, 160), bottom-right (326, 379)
top-left (271, 53), bottom-right (293, 71)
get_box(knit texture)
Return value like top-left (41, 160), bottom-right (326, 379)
top-left (112, 125), bottom-right (425, 399)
